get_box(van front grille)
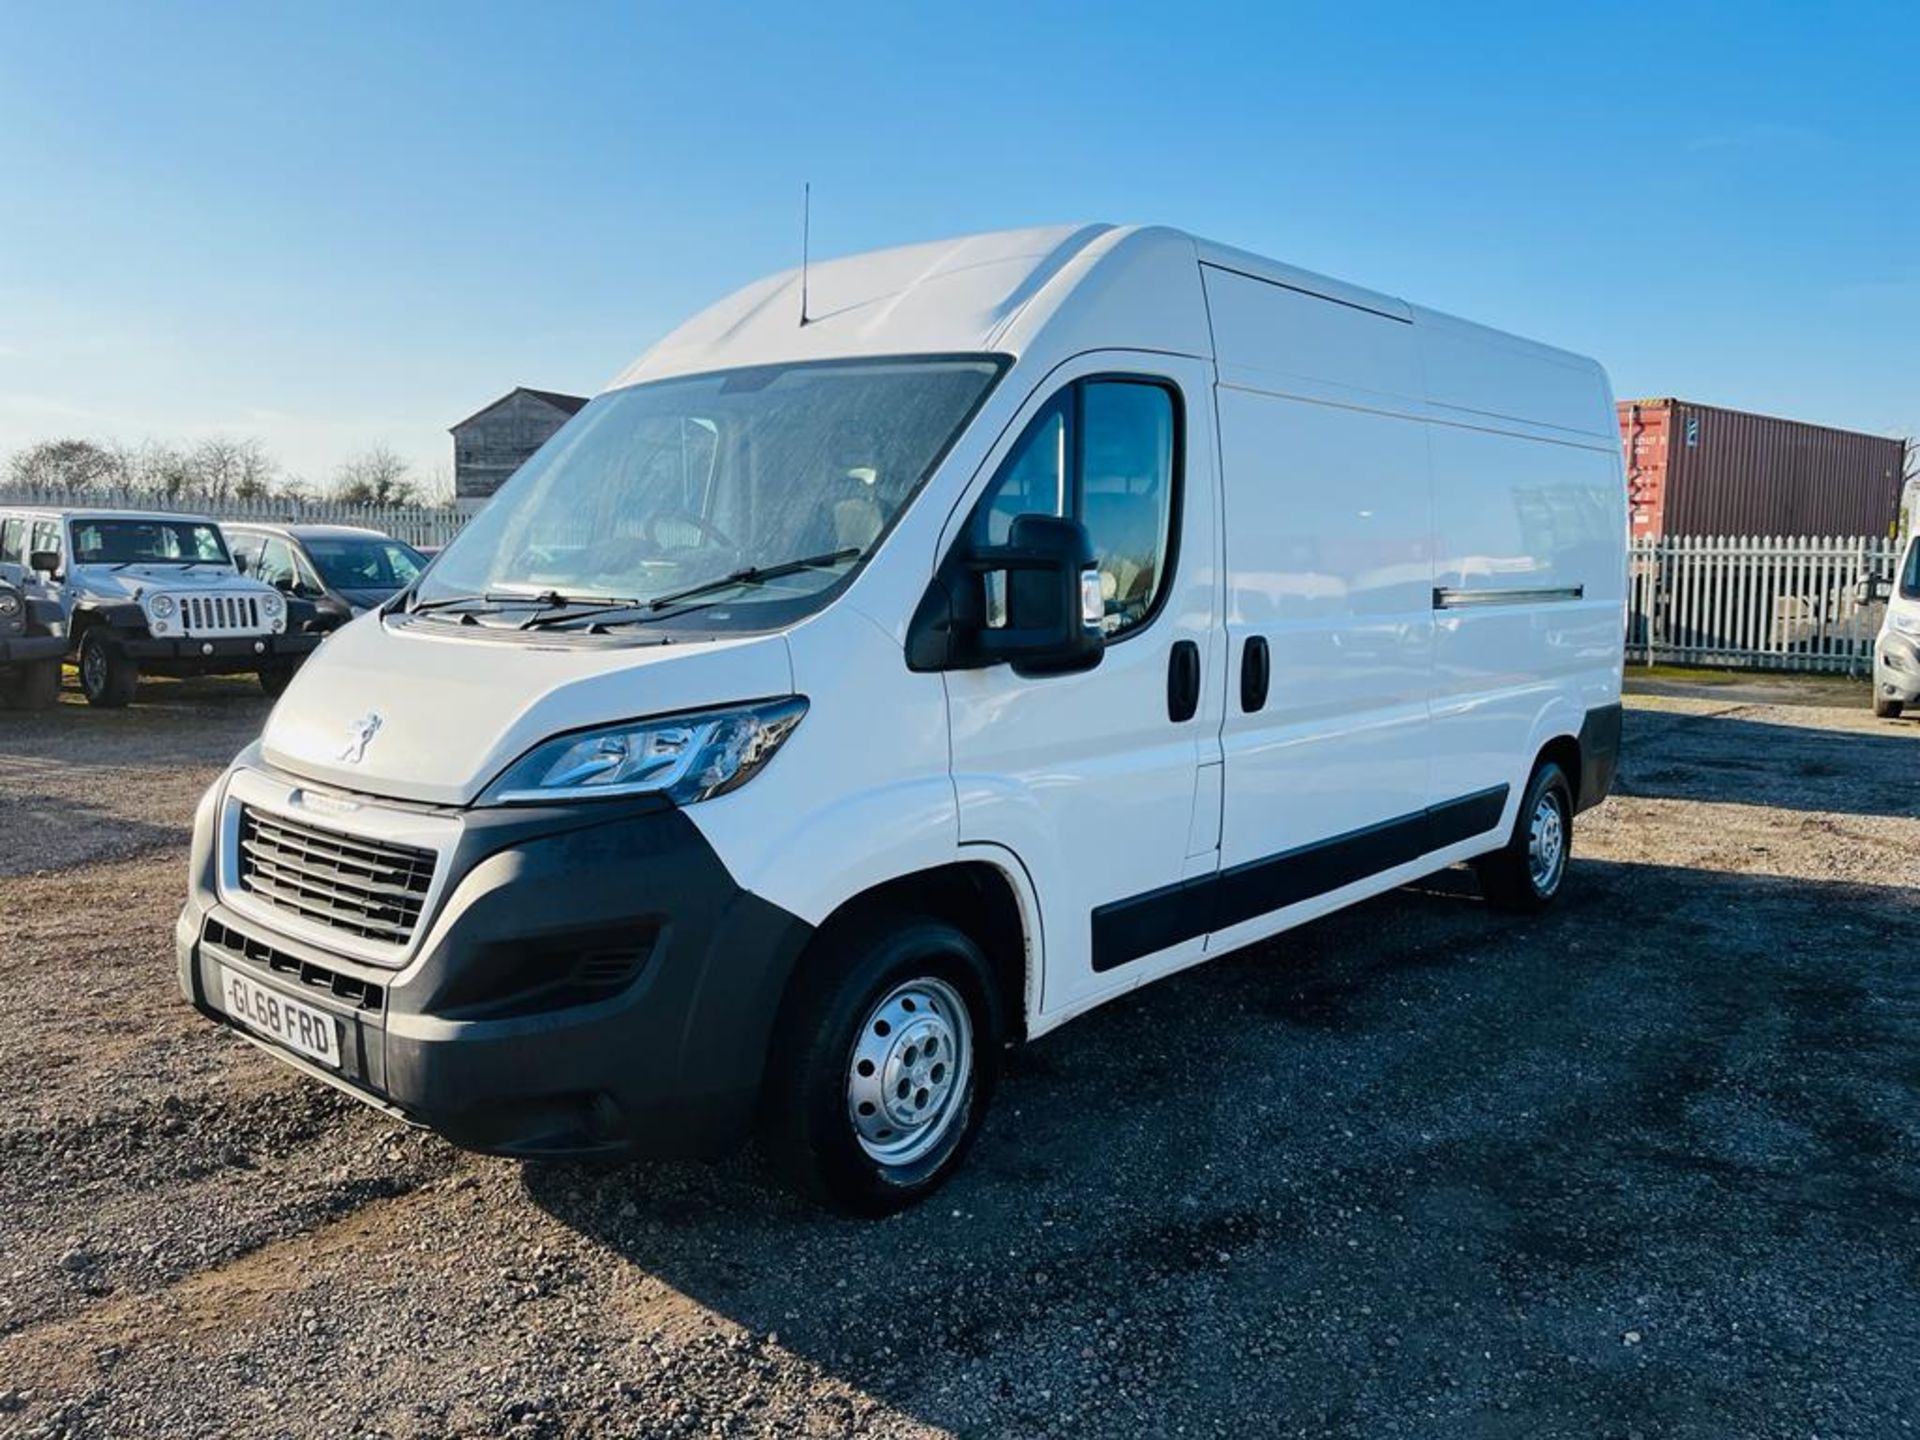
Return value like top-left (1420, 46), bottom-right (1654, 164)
top-left (174, 594), bottom-right (266, 636)
top-left (236, 805), bottom-right (436, 949)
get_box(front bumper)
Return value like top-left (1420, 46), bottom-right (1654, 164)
top-left (125, 631), bottom-right (322, 664)
top-left (0, 634), bottom-right (65, 665)
top-left (177, 776), bottom-right (813, 1158)
top-left (1875, 630), bottom-right (1920, 705)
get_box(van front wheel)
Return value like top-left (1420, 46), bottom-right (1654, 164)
top-left (763, 913), bottom-right (999, 1215)
top-left (1475, 761), bottom-right (1573, 914)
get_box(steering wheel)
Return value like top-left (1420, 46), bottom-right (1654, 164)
top-left (644, 509), bottom-right (735, 551)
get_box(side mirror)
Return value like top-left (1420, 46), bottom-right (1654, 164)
top-left (907, 513), bottom-right (1106, 676)
top-left (233, 553), bottom-right (250, 575)
top-left (28, 550), bottom-right (59, 577)
top-left (272, 574), bottom-right (296, 594)
top-left (1853, 574), bottom-right (1880, 605)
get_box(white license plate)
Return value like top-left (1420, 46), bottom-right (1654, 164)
top-left (219, 965), bottom-right (340, 1069)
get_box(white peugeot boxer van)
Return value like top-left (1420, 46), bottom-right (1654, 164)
top-left (1873, 533), bottom-right (1920, 718)
top-left (179, 225), bottom-right (1626, 1212)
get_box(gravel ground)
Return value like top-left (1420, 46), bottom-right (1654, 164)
top-left (1, 676), bottom-right (1917, 1438)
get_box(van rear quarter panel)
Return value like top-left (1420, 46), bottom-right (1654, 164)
top-left (1419, 316), bottom-right (1626, 813)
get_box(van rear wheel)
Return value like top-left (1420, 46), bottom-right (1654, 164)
top-left (762, 912), bottom-right (999, 1215)
top-left (77, 631), bottom-right (138, 708)
top-left (1475, 761), bottom-right (1573, 913)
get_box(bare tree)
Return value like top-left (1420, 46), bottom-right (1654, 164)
top-left (334, 445), bottom-right (417, 507)
top-left (187, 436), bottom-right (275, 502)
top-left (7, 438), bottom-right (121, 494)
top-left (277, 473), bottom-right (318, 505)
top-left (123, 440), bottom-right (194, 500)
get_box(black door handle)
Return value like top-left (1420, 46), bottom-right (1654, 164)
top-left (1167, 639), bottom-right (1200, 723)
top-left (1240, 635), bottom-right (1270, 712)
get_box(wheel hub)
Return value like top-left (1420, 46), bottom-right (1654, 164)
top-left (1528, 793), bottom-right (1566, 892)
top-left (846, 977), bottom-right (972, 1166)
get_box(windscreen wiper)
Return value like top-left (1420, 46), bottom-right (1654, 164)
top-left (643, 547), bottom-right (863, 611)
top-left (410, 589), bottom-right (596, 616)
top-left (517, 548), bottom-right (863, 632)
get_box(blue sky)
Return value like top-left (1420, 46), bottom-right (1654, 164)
top-left (2, 1), bottom-right (1914, 492)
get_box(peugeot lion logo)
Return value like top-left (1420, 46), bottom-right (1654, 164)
top-left (338, 712), bottom-right (383, 764)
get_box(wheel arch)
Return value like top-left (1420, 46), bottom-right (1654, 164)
top-left (772, 856), bottom-right (1039, 1053)
top-left (1535, 731), bottom-right (1583, 805)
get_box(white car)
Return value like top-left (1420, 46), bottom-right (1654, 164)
top-left (1873, 533), bottom-right (1920, 718)
top-left (177, 224), bottom-right (1626, 1212)
top-left (0, 508), bottom-right (323, 705)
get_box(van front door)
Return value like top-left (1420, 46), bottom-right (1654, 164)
top-left (942, 354), bottom-right (1223, 1023)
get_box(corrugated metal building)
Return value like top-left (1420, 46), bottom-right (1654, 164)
top-left (1619, 398), bottom-right (1907, 539)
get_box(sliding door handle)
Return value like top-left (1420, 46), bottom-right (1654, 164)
top-left (1167, 639), bottom-right (1200, 723)
top-left (1240, 635), bottom-right (1270, 712)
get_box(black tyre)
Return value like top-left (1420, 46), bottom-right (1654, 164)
top-left (77, 630), bottom-right (139, 708)
top-left (762, 912), bottom-right (1001, 1215)
top-left (1474, 761), bottom-right (1574, 914)
top-left (258, 663), bottom-right (297, 698)
top-left (1873, 695), bottom-right (1904, 720)
top-left (0, 659), bottom-right (61, 711)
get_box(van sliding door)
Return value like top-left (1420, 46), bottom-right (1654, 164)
top-left (1202, 266), bottom-right (1437, 952)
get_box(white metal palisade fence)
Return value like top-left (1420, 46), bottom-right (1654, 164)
top-left (1628, 534), bottom-right (1899, 674)
top-left (0, 485), bottom-right (469, 550)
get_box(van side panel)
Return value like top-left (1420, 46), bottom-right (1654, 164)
top-left (1204, 266), bottom-right (1438, 926)
top-left (1418, 315), bottom-right (1627, 817)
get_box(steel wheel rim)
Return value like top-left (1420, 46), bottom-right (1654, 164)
top-left (1528, 791), bottom-right (1566, 893)
top-left (846, 976), bottom-right (972, 1167)
top-left (81, 642), bottom-right (104, 695)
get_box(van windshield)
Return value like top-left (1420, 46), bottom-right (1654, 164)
top-left (416, 356), bottom-right (1004, 630)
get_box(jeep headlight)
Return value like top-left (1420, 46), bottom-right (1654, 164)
top-left (0, 590), bottom-right (19, 618)
top-left (480, 697), bottom-right (807, 806)
top-left (260, 591), bottom-right (284, 617)
top-left (149, 594), bottom-right (176, 619)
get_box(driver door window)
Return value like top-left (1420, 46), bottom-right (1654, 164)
top-left (972, 379), bottom-right (1179, 638)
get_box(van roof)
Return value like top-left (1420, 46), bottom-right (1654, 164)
top-left (606, 223), bottom-right (1605, 402)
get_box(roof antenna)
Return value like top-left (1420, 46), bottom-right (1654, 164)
top-left (799, 181), bottom-right (812, 327)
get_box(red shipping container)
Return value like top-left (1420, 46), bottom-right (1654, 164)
top-left (1618, 399), bottom-right (1908, 539)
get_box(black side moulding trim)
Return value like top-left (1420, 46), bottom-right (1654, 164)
top-left (1576, 702), bottom-right (1622, 812)
top-left (1090, 784), bottom-right (1510, 973)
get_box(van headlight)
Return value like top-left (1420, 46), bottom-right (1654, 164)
top-left (1893, 612), bottom-right (1920, 637)
top-left (480, 697), bottom-right (808, 806)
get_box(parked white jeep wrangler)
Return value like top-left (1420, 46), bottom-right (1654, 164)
top-left (0, 508), bottom-right (323, 706)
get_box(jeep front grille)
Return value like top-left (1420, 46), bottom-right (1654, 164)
top-left (177, 594), bottom-right (264, 636)
top-left (236, 805), bottom-right (436, 948)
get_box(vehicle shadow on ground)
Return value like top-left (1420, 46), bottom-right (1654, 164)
top-left (1619, 709), bottom-right (1920, 818)
top-left (525, 858), bottom-right (1920, 1436)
